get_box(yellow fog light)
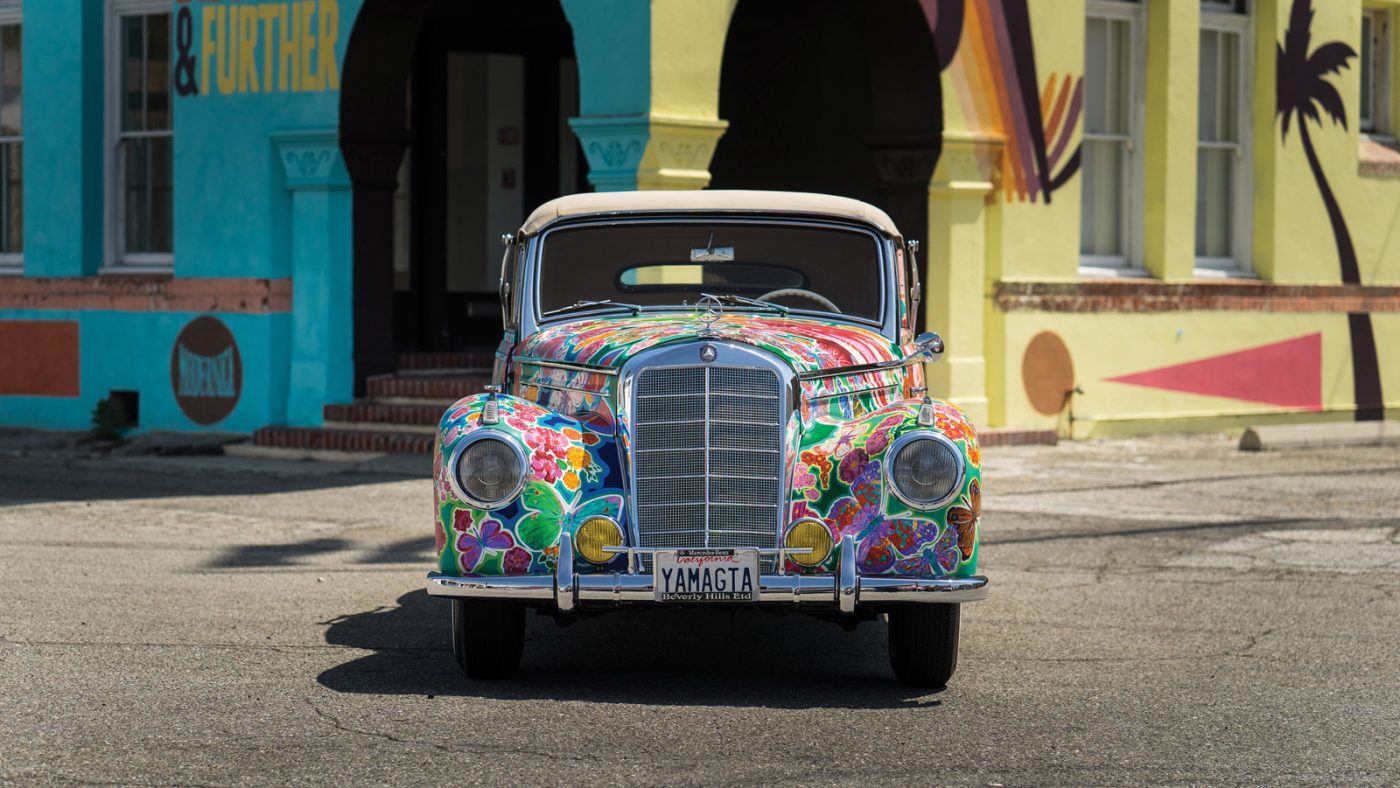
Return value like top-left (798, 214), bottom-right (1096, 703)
top-left (784, 519), bottom-right (833, 567)
top-left (575, 517), bottom-right (624, 564)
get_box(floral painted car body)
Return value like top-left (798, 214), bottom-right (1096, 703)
top-left (427, 190), bottom-right (987, 686)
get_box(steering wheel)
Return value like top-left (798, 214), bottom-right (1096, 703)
top-left (756, 288), bottom-right (842, 313)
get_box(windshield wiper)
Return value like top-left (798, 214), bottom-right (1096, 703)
top-left (702, 292), bottom-right (789, 315)
top-left (542, 299), bottom-right (644, 318)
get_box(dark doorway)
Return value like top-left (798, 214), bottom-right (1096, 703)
top-left (709, 0), bottom-right (942, 330)
top-left (341, 1), bottom-right (585, 391)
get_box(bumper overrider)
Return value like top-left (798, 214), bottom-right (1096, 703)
top-left (426, 533), bottom-right (989, 613)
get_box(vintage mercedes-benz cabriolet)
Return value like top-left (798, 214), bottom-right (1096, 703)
top-left (427, 190), bottom-right (987, 687)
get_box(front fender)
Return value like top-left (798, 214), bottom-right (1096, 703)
top-left (788, 399), bottom-right (982, 578)
top-left (433, 394), bottom-right (625, 576)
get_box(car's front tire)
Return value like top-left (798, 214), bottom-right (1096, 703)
top-left (450, 598), bottom-right (525, 679)
top-left (887, 603), bottom-right (960, 688)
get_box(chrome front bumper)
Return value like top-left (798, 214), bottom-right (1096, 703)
top-left (425, 533), bottom-right (988, 613)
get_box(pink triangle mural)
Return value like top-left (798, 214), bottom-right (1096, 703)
top-left (1104, 333), bottom-right (1323, 411)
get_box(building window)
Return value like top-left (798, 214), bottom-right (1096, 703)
top-left (1081, 0), bottom-right (1144, 274)
top-left (1361, 8), bottom-right (1391, 135)
top-left (1196, 2), bottom-right (1252, 275)
top-left (0, 3), bottom-right (19, 271)
top-left (108, 0), bottom-right (172, 269)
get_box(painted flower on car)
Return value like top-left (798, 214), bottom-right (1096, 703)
top-left (455, 510), bottom-right (515, 572)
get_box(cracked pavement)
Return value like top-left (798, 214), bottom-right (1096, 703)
top-left (1, 434), bottom-right (1399, 785)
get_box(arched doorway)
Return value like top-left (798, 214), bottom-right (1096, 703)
top-left (340, 0), bottom-right (585, 390)
top-left (709, 0), bottom-right (942, 329)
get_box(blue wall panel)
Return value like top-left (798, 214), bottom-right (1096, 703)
top-left (22, 0), bottom-right (104, 276)
top-left (0, 310), bottom-right (290, 434)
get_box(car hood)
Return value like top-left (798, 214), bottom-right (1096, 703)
top-left (516, 313), bottom-right (901, 375)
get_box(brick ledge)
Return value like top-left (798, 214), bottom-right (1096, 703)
top-left (0, 276), bottom-right (293, 313)
top-left (995, 279), bottom-right (1400, 313)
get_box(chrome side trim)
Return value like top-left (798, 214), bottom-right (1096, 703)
top-left (518, 377), bottom-right (613, 397)
top-left (514, 357), bottom-right (619, 377)
top-left (798, 358), bottom-right (918, 381)
top-left (805, 383), bottom-right (901, 402)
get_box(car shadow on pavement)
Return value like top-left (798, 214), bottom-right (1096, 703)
top-left (316, 590), bottom-right (944, 710)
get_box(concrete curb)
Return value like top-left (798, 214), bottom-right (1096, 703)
top-left (1239, 420), bottom-right (1400, 451)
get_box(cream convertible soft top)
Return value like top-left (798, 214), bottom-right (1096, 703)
top-left (519, 190), bottom-right (900, 236)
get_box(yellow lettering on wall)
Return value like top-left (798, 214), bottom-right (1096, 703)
top-left (299, 1), bottom-right (319, 92)
top-left (200, 6), bottom-right (216, 96)
top-left (319, 0), bottom-right (340, 91)
top-left (259, 4), bottom-right (280, 89)
top-left (215, 6), bottom-right (237, 96)
top-left (280, 1), bottom-right (301, 92)
top-left (192, 0), bottom-right (341, 98)
top-left (238, 6), bottom-right (260, 93)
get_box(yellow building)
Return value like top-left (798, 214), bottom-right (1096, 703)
top-left (632, 0), bottom-right (1400, 437)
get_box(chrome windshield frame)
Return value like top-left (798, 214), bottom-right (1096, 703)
top-left (517, 214), bottom-right (900, 343)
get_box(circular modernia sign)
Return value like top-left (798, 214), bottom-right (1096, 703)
top-left (170, 316), bottom-right (243, 425)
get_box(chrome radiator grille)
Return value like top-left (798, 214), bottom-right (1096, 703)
top-left (632, 365), bottom-right (783, 552)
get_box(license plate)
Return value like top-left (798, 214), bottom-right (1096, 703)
top-left (653, 549), bottom-right (760, 602)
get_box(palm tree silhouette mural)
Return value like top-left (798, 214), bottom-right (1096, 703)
top-left (1277, 0), bottom-right (1385, 421)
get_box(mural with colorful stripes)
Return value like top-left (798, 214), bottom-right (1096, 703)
top-left (921, 0), bottom-right (1083, 203)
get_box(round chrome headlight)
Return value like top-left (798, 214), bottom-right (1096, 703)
top-left (886, 433), bottom-right (965, 509)
top-left (450, 434), bottom-right (527, 509)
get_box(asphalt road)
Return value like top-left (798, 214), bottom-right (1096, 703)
top-left (2, 434), bottom-right (1399, 785)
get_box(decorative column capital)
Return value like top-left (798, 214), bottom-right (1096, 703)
top-left (272, 129), bottom-right (351, 191)
top-left (568, 114), bottom-right (729, 191)
top-left (867, 131), bottom-right (941, 191)
top-left (569, 114), bottom-right (651, 192)
top-left (637, 115), bottom-right (729, 190)
top-left (930, 131), bottom-right (1005, 198)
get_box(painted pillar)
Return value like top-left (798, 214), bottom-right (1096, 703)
top-left (273, 131), bottom-right (353, 427)
top-left (1250, 0), bottom-right (1284, 281)
top-left (639, 0), bottom-right (733, 189)
top-left (1142, 0), bottom-right (1200, 280)
top-left (562, 0), bottom-right (732, 191)
top-left (561, 0), bottom-right (652, 191)
top-left (924, 131), bottom-right (1002, 427)
top-left (22, 0), bottom-right (104, 276)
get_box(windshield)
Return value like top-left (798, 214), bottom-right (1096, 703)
top-left (535, 221), bottom-right (885, 322)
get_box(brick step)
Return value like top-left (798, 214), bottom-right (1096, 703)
top-left (396, 351), bottom-right (496, 371)
top-left (365, 374), bottom-right (492, 401)
top-left (252, 426), bottom-right (434, 455)
top-left (978, 428), bottom-right (1058, 447)
top-left (324, 402), bottom-right (445, 427)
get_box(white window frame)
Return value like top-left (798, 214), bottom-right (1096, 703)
top-left (104, 0), bottom-right (174, 273)
top-left (0, 0), bottom-right (20, 273)
top-left (1080, 0), bottom-right (1147, 276)
top-left (1195, 2), bottom-right (1254, 277)
top-left (1361, 8), bottom-right (1392, 137)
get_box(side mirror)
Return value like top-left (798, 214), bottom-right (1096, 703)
top-left (904, 331), bottom-right (944, 364)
